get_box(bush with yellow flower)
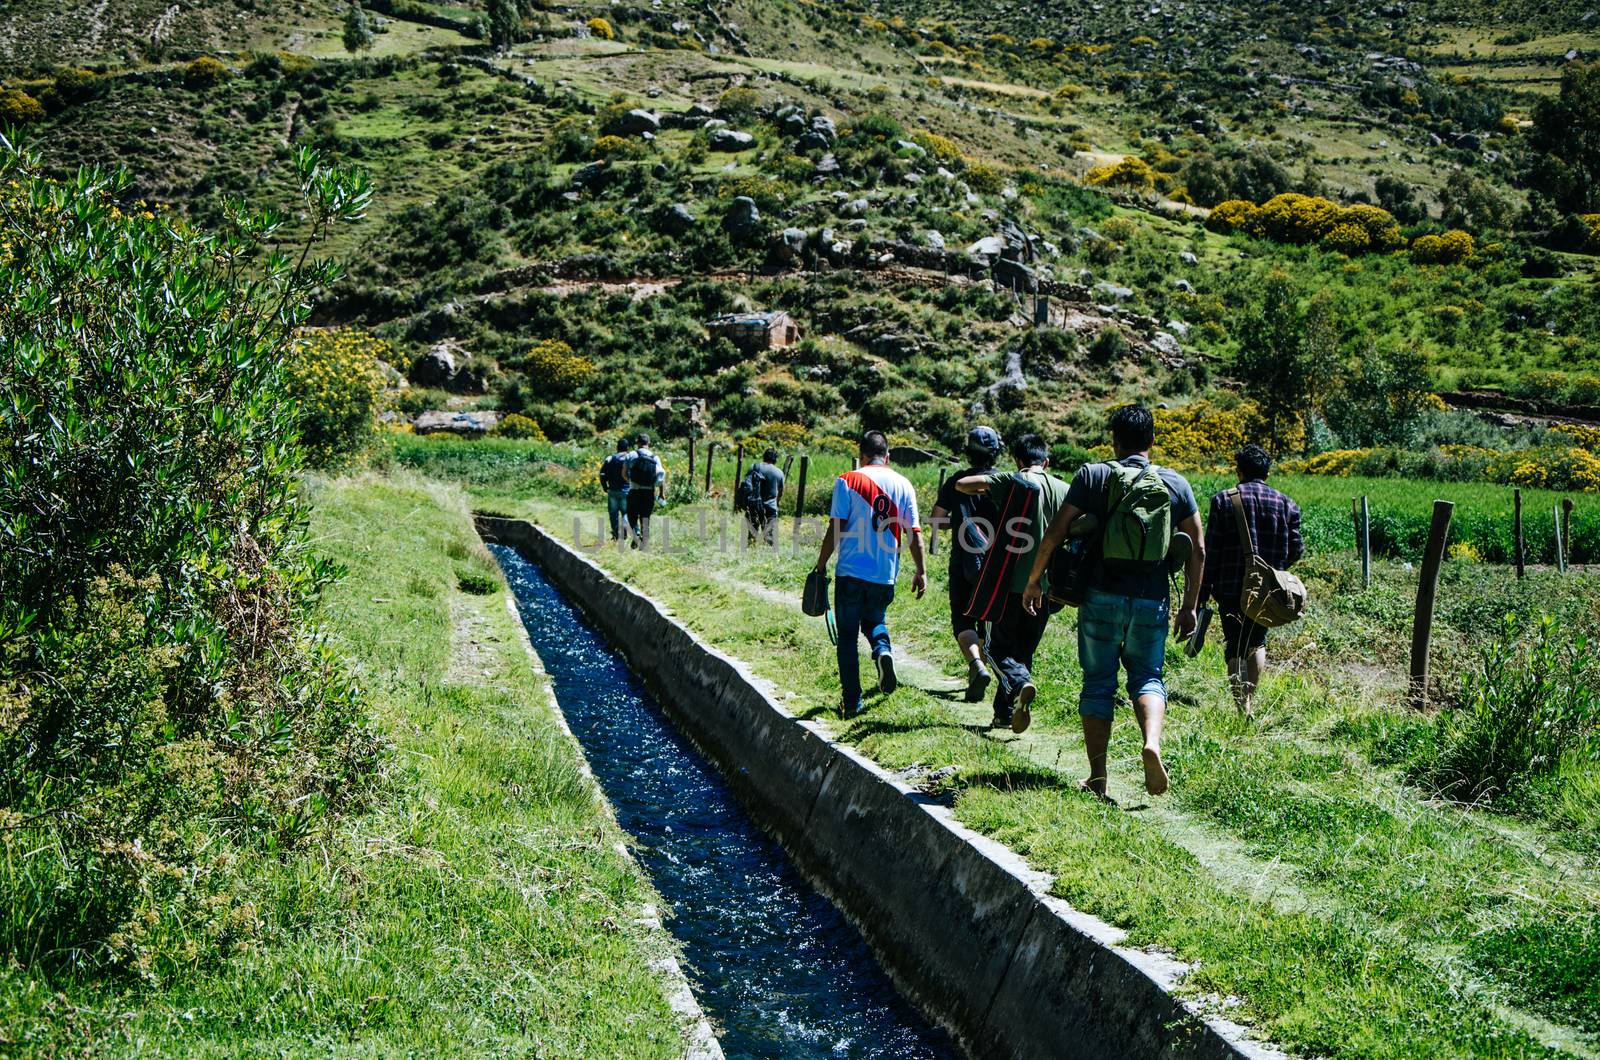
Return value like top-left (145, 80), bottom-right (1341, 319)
top-left (586, 17), bottom-right (615, 40)
top-left (1410, 230), bottom-right (1475, 264)
top-left (518, 338), bottom-right (595, 395)
top-left (1085, 156), bottom-right (1157, 192)
top-left (287, 329), bottom-right (388, 468)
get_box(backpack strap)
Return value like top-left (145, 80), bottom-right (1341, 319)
top-left (1228, 487), bottom-right (1257, 557)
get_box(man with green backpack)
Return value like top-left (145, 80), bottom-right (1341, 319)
top-left (1021, 404), bottom-right (1205, 801)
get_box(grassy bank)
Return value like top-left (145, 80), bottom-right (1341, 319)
top-left (0, 475), bottom-right (689, 1056)
top-left (480, 477), bottom-right (1600, 1060)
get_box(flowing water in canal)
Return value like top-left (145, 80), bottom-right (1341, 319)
top-left (491, 544), bottom-right (956, 1060)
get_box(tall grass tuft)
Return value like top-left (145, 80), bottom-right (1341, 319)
top-left (1419, 613), bottom-right (1599, 806)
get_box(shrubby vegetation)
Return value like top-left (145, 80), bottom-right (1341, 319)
top-left (287, 328), bottom-right (389, 467)
top-left (0, 140), bottom-right (379, 980)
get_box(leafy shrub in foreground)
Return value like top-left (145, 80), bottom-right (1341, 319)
top-left (0, 139), bottom-right (380, 979)
top-left (1419, 614), bottom-right (1599, 806)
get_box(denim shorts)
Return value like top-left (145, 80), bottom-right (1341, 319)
top-left (1076, 588), bottom-right (1169, 721)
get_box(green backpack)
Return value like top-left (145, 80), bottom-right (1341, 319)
top-left (1101, 461), bottom-right (1172, 574)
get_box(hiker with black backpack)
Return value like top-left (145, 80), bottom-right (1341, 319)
top-left (1021, 405), bottom-right (1205, 801)
top-left (951, 433), bottom-right (1069, 733)
top-left (739, 448), bottom-right (786, 546)
top-left (625, 433), bottom-right (666, 549)
top-left (1199, 444), bottom-right (1304, 715)
top-left (599, 436), bottom-right (633, 542)
top-left (928, 426), bottom-right (1003, 703)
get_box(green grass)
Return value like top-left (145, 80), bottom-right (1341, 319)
top-left (0, 474), bottom-right (688, 1056)
top-left (477, 474), bottom-right (1600, 1059)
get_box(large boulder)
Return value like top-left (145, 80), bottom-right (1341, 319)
top-left (412, 410), bottom-right (500, 437)
top-left (993, 257), bottom-right (1038, 293)
top-left (965, 235), bottom-right (1004, 261)
top-left (603, 108), bottom-right (660, 137)
top-left (571, 161), bottom-right (608, 189)
top-left (809, 114), bottom-right (837, 143)
top-left (658, 203), bottom-right (697, 235)
top-left (409, 340), bottom-right (490, 393)
top-left (409, 343), bottom-right (459, 388)
top-left (709, 128), bottom-right (755, 151)
top-left (775, 226), bottom-right (809, 262)
top-left (724, 195), bottom-right (760, 229)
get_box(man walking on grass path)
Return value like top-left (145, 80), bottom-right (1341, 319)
top-left (1022, 405), bottom-right (1205, 800)
top-left (929, 426), bottom-right (1003, 703)
top-left (625, 432), bottom-right (666, 549)
top-left (599, 436), bottom-right (632, 542)
top-left (1200, 443), bottom-right (1302, 715)
top-left (951, 433), bottom-right (1068, 733)
top-left (813, 431), bottom-right (927, 717)
top-left (743, 447), bottom-right (786, 547)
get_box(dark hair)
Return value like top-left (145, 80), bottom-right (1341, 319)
top-left (1236, 443), bottom-right (1272, 480)
top-left (860, 430), bottom-right (889, 459)
top-left (617, 436), bottom-right (631, 451)
top-left (1011, 433), bottom-right (1049, 467)
top-left (635, 432), bottom-right (650, 447)
top-left (1109, 404), bottom-right (1154, 452)
top-left (763, 447), bottom-right (778, 463)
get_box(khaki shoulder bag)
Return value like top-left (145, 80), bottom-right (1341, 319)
top-left (1228, 488), bottom-right (1307, 628)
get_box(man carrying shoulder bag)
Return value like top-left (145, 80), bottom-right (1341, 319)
top-left (1199, 444), bottom-right (1305, 714)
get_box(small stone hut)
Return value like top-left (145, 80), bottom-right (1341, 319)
top-left (705, 310), bottom-right (800, 353)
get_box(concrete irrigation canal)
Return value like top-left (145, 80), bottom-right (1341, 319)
top-left (490, 543), bottom-right (957, 1060)
top-left (481, 516), bottom-right (1281, 1060)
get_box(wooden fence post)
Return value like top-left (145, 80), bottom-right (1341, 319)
top-left (932, 465), bottom-right (948, 555)
top-left (793, 454), bottom-right (809, 530)
top-left (704, 441), bottom-right (716, 493)
top-left (1409, 500), bottom-right (1455, 709)
top-left (1360, 496), bottom-right (1371, 590)
top-left (1554, 504), bottom-right (1566, 574)
top-left (1513, 488), bottom-right (1525, 579)
top-left (1562, 498), bottom-right (1574, 569)
top-left (731, 444), bottom-right (744, 512)
top-left (687, 435), bottom-right (696, 492)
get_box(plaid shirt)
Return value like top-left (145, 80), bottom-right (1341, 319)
top-left (1200, 479), bottom-right (1303, 608)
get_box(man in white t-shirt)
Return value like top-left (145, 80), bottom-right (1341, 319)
top-left (813, 431), bottom-right (927, 716)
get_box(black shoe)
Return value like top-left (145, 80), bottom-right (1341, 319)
top-left (966, 659), bottom-right (992, 703)
top-left (989, 713), bottom-right (1010, 729)
top-left (876, 653), bottom-right (898, 694)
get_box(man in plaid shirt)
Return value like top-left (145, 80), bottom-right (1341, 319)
top-left (1199, 444), bottom-right (1302, 712)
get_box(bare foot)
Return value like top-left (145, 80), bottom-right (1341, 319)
top-left (1078, 777), bottom-right (1114, 804)
top-left (1142, 746), bottom-right (1169, 796)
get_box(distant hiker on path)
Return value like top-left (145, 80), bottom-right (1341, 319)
top-left (626, 433), bottom-right (666, 549)
top-left (813, 431), bottom-right (926, 717)
top-left (1022, 405), bottom-right (1205, 800)
top-left (929, 426), bottom-right (1002, 703)
top-left (1200, 443), bottom-right (1302, 714)
top-left (600, 436), bottom-right (632, 542)
top-left (742, 447), bottom-right (786, 546)
top-left (952, 433), bottom-right (1068, 733)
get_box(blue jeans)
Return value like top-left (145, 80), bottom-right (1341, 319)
top-left (835, 575), bottom-right (894, 710)
top-left (1077, 588), bottom-right (1169, 721)
top-left (607, 488), bottom-right (629, 539)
